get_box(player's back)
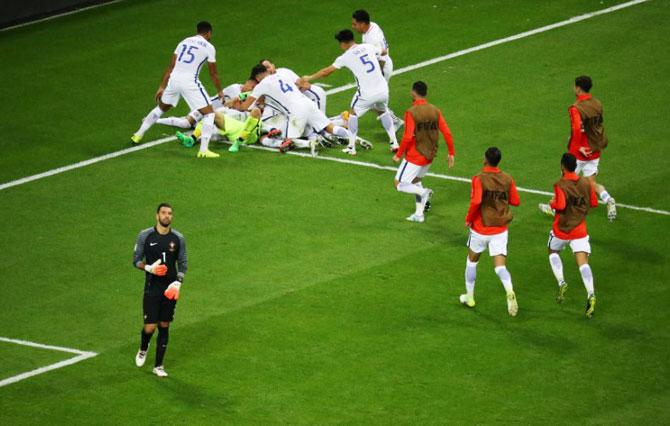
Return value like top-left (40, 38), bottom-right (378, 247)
top-left (252, 74), bottom-right (311, 116)
top-left (171, 35), bottom-right (216, 80)
top-left (362, 22), bottom-right (390, 60)
top-left (334, 44), bottom-right (387, 97)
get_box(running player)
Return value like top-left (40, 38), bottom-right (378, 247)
top-left (547, 153), bottom-right (599, 318)
top-left (302, 29), bottom-right (398, 155)
top-left (130, 21), bottom-right (223, 158)
top-left (392, 81), bottom-right (454, 223)
top-left (133, 203), bottom-right (187, 377)
top-left (461, 147), bottom-right (520, 317)
top-left (540, 76), bottom-right (616, 220)
top-left (351, 9), bottom-right (403, 129)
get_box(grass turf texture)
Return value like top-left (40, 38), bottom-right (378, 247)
top-left (1, 0), bottom-right (669, 423)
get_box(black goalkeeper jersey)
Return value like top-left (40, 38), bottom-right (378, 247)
top-left (133, 227), bottom-right (187, 286)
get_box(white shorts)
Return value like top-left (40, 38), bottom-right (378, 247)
top-left (395, 159), bottom-right (430, 183)
top-left (381, 56), bottom-right (393, 82)
top-left (576, 158), bottom-right (600, 177)
top-left (467, 229), bottom-right (508, 257)
top-left (287, 103), bottom-right (330, 139)
top-left (350, 91), bottom-right (389, 117)
top-left (547, 231), bottom-right (591, 254)
top-left (161, 77), bottom-right (211, 111)
top-left (304, 85), bottom-right (327, 113)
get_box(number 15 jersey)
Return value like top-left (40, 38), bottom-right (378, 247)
top-left (171, 35), bottom-right (217, 80)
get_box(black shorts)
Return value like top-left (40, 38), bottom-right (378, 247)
top-left (143, 283), bottom-right (177, 324)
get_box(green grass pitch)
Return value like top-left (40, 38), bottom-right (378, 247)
top-left (0, 0), bottom-right (669, 423)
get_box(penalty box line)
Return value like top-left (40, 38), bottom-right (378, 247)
top-left (0, 336), bottom-right (98, 388)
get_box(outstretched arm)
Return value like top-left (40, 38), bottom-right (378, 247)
top-left (303, 65), bottom-right (338, 83)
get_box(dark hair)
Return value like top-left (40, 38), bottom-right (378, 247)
top-left (335, 29), bottom-right (355, 43)
top-left (156, 203), bottom-right (172, 213)
top-left (575, 75), bottom-right (592, 92)
top-left (197, 21), bottom-right (212, 34)
top-left (561, 152), bottom-right (577, 172)
top-left (250, 63), bottom-right (268, 81)
top-left (412, 81), bottom-right (428, 97)
top-left (485, 147), bottom-right (502, 167)
top-left (352, 9), bottom-right (370, 24)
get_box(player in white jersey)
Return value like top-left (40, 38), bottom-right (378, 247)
top-left (131, 21), bottom-right (224, 158)
top-left (234, 64), bottom-right (355, 154)
top-left (260, 59), bottom-right (328, 114)
top-left (156, 80), bottom-right (255, 129)
top-left (302, 29), bottom-right (398, 156)
top-left (352, 10), bottom-right (404, 131)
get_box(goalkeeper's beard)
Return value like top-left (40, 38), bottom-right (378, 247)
top-left (159, 218), bottom-right (171, 227)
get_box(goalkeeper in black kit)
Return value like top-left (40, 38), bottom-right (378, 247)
top-left (132, 203), bottom-right (188, 378)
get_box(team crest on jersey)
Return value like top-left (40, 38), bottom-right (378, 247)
top-left (169, 241), bottom-right (176, 252)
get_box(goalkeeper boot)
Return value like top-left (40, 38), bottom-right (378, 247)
top-left (197, 149), bottom-right (220, 158)
top-left (556, 281), bottom-right (568, 304)
top-left (135, 348), bottom-right (148, 367)
top-left (130, 134), bottom-right (142, 144)
top-left (585, 295), bottom-right (596, 319)
top-left (152, 366), bottom-right (168, 378)
top-left (506, 291), bottom-right (518, 317)
top-left (228, 140), bottom-right (241, 153)
top-left (279, 139), bottom-right (293, 154)
top-left (459, 294), bottom-right (475, 308)
top-left (176, 131), bottom-right (196, 148)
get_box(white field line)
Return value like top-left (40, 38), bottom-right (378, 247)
top-left (1, 0), bottom-right (664, 217)
top-left (0, 0), bottom-right (125, 32)
top-left (0, 337), bottom-right (97, 387)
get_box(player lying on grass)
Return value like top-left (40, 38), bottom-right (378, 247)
top-left (539, 76), bottom-right (616, 221)
top-left (131, 21), bottom-right (223, 158)
top-left (175, 107), bottom-right (262, 153)
top-left (393, 81), bottom-right (455, 223)
top-left (547, 153), bottom-right (599, 318)
top-left (461, 147), bottom-right (519, 317)
top-left (156, 80), bottom-right (257, 129)
top-left (302, 29), bottom-right (398, 155)
top-left (233, 64), bottom-right (356, 155)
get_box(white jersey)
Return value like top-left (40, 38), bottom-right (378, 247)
top-left (276, 67), bottom-right (300, 85)
top-left (333, 43), bottom-right (388, 98)
top-left (251, 74), bottom-right (312, 117)
top-left (222, 83), bottom-right (242, 101)
top-left (171, 35), bottom-right (216, 79)
top-left (362, 22), bottom-right (390, 63)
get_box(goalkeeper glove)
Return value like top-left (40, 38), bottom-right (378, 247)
top-left (164, 281), bottom-right (181, 300)
top-left (144, 259), bottom-right (167, 276)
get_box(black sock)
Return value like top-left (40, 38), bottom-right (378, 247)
top-left (140, 328), bottom-right (154, 351)
top-left (155, 326), bottom-right (169, 367)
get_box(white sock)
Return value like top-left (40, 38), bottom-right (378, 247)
top-left (261, 136), bottom-right (283, 148)
top-left (465, 259), bottom-right (477, 297)
top-left (548, 253), bottom-right (565, 285)
top-left (329, 116), bottom-right (346, 127)
top-left (135, 106), bottom-right (163, 137)
top-left (599, 190), bottom-right (612, 203)
top-left (199, 113), bottom-right (215, 153)
top-left (348, 114), bottom-right (359, 147)
top-left (379, 111), bottom-right (397, 144)
top-left (579, 264), bottom-right (595, 297)
top-left (156, 116), bottom-right (192, 129)
top-left (292, 138), bottom-right (310, 148)
top-left (494, 266), bottom-right (514, 294)
top-left (397, 182), bottom-right (424, 196)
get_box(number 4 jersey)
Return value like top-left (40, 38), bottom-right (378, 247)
top-left (133, 227), bottom-right (188, 286)
top-left (333, 43), bottom-right (388, 98)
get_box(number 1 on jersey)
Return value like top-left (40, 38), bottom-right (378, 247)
top-left (162, 252), bottom-right (166, 263)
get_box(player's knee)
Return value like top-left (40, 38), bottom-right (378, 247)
top-left (250, 108), bottom-right (261, 118)
top-left (144, 324), bottom-right (157, 333)
top-left (394, 180), bottom-right (400, 189)
top-left (158, 321), bottom-right (170, 328)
